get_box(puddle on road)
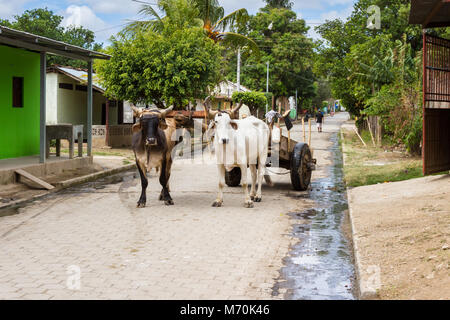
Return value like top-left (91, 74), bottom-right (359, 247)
top-left (60, 171), bottom-right (137, 195)
top-left (272, 134), bottom-right (355, 300)
top-left (0, 206), bottom-right (20, 218)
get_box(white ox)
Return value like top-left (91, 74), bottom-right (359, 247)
top-left (208, 112), bottom-right (270, 208)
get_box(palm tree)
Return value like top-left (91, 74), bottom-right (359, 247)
top-left (124, 0), bottom-right (259, 54)
top-left (123, 0), bottom-right (202, 34)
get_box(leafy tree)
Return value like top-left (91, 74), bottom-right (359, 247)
top-left (228, 6), bottom-right (315, 109)
top-left (364, 37), bottom-right (423, 153)
top-left (314, 0), bottom-right (449, 116)
top-left (96, 25), bottom-right (222, 109)
top-left (232, 91), bottom-right (267, 115)
top-left (0, 8), bottom-right (102, 68)
top-left (264, 0), bottom-right (293, 9)
top-left (311, 79), bottom-right (332, 110)
top-left (313, 0), bottom-right (444, 153)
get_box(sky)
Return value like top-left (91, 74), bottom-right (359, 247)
top-left (0, 0), bottom-right (357, 44)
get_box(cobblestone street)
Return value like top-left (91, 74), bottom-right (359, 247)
top-left (0, 113), bottom-right (349, 299)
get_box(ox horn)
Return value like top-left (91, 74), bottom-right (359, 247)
top-left (203, 96), bottom-right (218, 119)
top-left (159, 105), bottom-right (174, 117)
top-left (230, 101), bottom-right (243, 119)
top-left (203, 96), bottom-right (211, 107)
top-left (208, 109), bottom-right (219, 119)
top-left (131, 104), bottom-right (142, 117)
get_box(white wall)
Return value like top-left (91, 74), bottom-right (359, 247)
top-left (45, 73), bottom-right (112, 137)
top-left (45, 73), bottom-right (58, 124)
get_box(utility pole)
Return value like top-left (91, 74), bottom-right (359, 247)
top-left (295, 89), bottom-right (298, 120)
top-left (266, 61), bottom-right (269, 114)
top-left (237, 48), bottom-right (241, 92)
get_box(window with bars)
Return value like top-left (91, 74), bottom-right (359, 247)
top-left (75, 84), bottom-right (87, 92)
top-left (59, 83), bottom-right (74, 90)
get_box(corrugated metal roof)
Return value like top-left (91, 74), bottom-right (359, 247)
top-left (49, 66), bottom-right (105, 92)
top-left (0, 26), bottom-right (110, 61)
top-left (213, 80), bottom-right (251, 99)
top-left (409, 0), bottom-right (450, 28)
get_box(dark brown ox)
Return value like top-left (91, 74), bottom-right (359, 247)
top-left (131, 105), bottom-right (188, 208)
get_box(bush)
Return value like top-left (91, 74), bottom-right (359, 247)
top-left (232, 91), bottom-right (268, 115)
top-left (405, 112), bottom-right (422, 155)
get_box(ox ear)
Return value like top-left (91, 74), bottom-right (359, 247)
top-left (230, 120), bottom-right (238, 131)
top-left (159, 118), bottom-right (168, 130)
top-left (132, 123), bottom-right (142, 134)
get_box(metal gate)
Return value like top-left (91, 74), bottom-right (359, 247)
top-left (423, 34), bottom-right (450, 175)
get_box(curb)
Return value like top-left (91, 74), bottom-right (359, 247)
top-left (0, 163), bottom-right (137, 211)
top-left (340, 123), bottom-right (378, 300)
top-left (346, 190), bottom-right (378, 300)
top-left (53, 163), bottom-right (136, 188)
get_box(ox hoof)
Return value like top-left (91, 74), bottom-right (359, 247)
top-left (244, 201), bottom-right (254, 208)
top-left (158, 194), bottom-right (163, 201)
top-left (136, 202), bottom-right (146, 208)
top-left (164, 199), bottom-right (174, 206)
top-left (212, 201), bottom-right (223, 207)
top-left (254, 197), bottom-right (262, 202)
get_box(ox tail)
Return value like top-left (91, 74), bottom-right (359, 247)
top-left (264, 174), bottom-right (274, 187)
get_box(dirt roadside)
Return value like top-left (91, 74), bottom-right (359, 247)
top-left (342, 122), bottom-right (450, 300)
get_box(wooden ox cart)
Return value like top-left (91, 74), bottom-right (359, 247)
top-left (165, 109), bottom-right (316, 191)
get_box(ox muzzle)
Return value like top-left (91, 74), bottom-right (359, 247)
top-left (146, 137), bottom-right (157, 146)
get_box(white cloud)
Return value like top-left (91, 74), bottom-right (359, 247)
top-left (62, 5), bottom-right (109, 31)
top-left (325, 0), bottom-right (354, 5)
top-left (62, 5), bottom-right (113, 42)
top-left (68, 0), bottom-right (142, 15)
top-left (221, 0), bottom-right (325, 13)
top-left (0, 0), bottom-right (30, 20)
top-left (320, 5), bottom-right (353, 22)
top-left (221, 0), bottom-right (264, 14)
top-left (292, 0), bottom-right (325, 11)
top-left (307, 5), bottom-right (354, 40)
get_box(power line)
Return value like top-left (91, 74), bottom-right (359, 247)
top-left (94, 23), bottom-right (130, 33)
top-left (131, 0), bottom-right (158, 5)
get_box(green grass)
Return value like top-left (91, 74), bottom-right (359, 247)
top-left (344, 162), bottom-right (423, 187)
top-left (92, 151), bottom-right (125, 157)
top-left (341, 128), bottom-right (424, 188)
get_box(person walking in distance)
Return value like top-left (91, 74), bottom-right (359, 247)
top-left (316, 110), bottom-right (324, 133)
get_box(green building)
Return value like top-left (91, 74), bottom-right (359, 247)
top-left (0, 26), bottom-right (109, 162)
top-left (0, 45), bottom-right (40, 159)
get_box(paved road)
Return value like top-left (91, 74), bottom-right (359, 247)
top-left (0, 112), bottom-right (349, 299)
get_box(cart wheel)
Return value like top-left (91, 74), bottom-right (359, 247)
top-left (290, 142), bottom-right (312, 191)
top-left (225, 167), bottom-right (241, 187)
